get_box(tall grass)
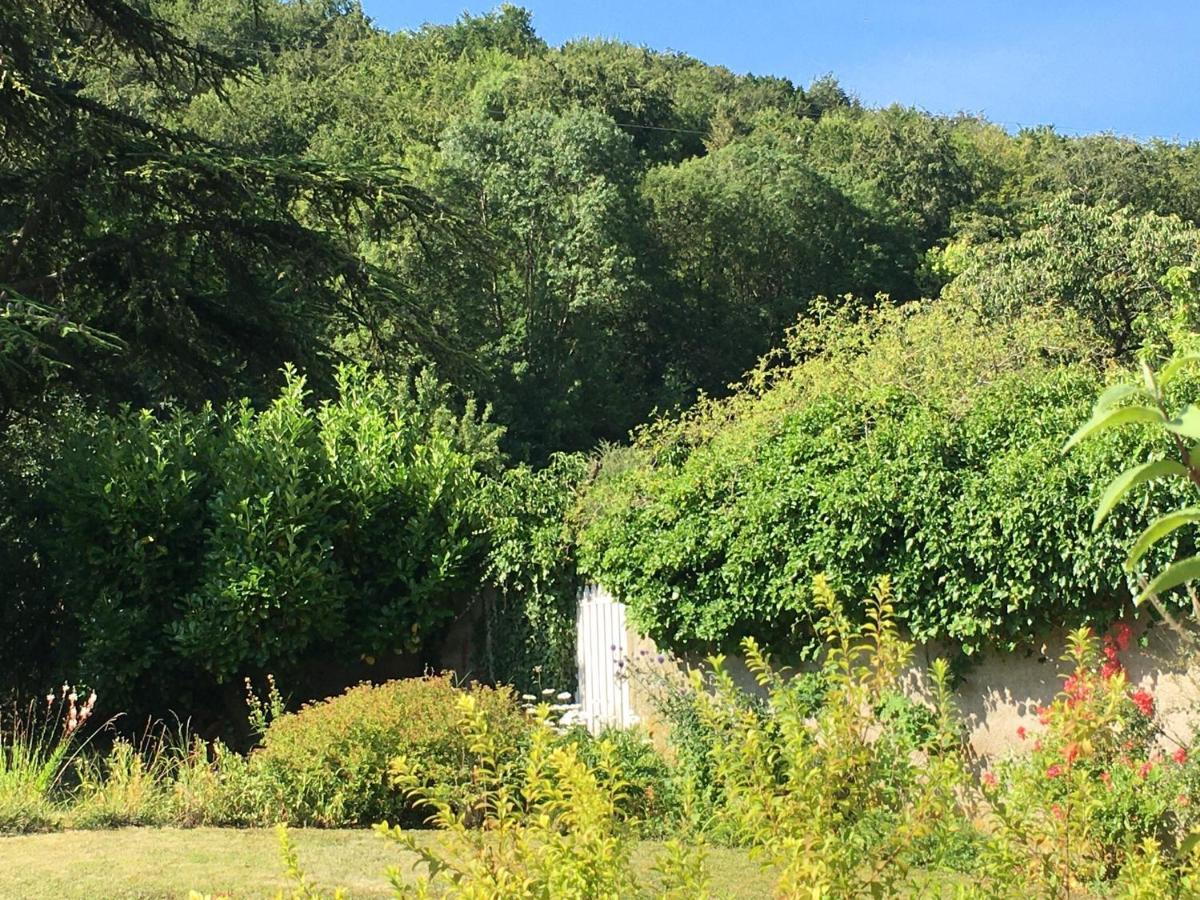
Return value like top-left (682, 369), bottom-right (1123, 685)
top-left (0, 686), bottom-right (98, 832)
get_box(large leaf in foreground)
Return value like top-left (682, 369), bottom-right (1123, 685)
top-left (1135, 555), bottom-right (1200, 605)
top-left (1092, 459), bottom-right (1189, 531)
top-left (1063, 405), bottom-right (1164, 453)
top-left (1126, 508), bottom-right (1200, 571)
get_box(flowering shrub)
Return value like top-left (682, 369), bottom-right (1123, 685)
top-left (254, 675), bottom-right (528, 826)
top-left (982, 626), bottom-right (1200, 894)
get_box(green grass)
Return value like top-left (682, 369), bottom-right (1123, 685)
top-left (0, 827), bottom-right (772, 898)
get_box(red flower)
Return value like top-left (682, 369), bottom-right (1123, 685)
top-left (982, 771), bottom-right (998, 788)
top-left (1064, 742), bottom-right (1080, 765)
top-left (1112, 622), bottom-right (1133, 652)
top-left (1130, 689), bottom-right (1155, 718)
top-left (1046, 764), bottom-right (1064, 779)
top-left (1100, 771), bottom-right (1112, 786)
top-left (1034, 739), bottom-right (1043, 752)
top-left (1051, 804), bottom-right (1066, 820)
top-left (1016, 726), bottom-right (1027, 740)
top-left (1063, 675), bottom-right (1091, 706)
top-left (1181, 794), bottom-right (1192, 807)
top-left (1175, 748), bottom-right (1189, 765)
top-left (1101, 659), bottom-right (1123, 680)
top-left (1138, 760), bottom-right (1154, 779)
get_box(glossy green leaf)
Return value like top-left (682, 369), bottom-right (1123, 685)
top-left (1062, 405), bottom-right (1164, 453)
top-left (1093, 459), bottom-right (1189, 531)
top-left (1166, 404), bottom-right (1200, 441)
top-left (1092, 382), bottom-right (1142, 413)
top-left (1159, 353), bottom-right (1200, 387)
top-left (1135, 555), bottom-right (1200, 605)
top-left (1125, 507), bottom-right (1200, 570)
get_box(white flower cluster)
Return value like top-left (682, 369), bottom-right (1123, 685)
top-left (520, 687), bottom-right (582, 732)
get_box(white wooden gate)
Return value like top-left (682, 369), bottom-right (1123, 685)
top-left (575, 584), bottom-right (636, 732)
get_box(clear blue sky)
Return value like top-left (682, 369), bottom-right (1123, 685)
top-left (360, 1), bottom-right (1200, 142)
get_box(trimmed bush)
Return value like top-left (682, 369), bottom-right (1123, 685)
top-left (254, 675), bottom-right (528, 826)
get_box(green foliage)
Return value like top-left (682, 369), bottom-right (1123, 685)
top-left (70, 738), bottom-right (170, 829)
top-left (943, 199), bottom-right (1200, 356)
top-left (431, 105), bottom-right (651, 455)
top-left (640, 138), bottom-right (897, 398)
top-left (381, 693), bottom-right (707, 899)
top-left (687, 576), bottom-right (967, 896)
top-left (167, 736), bottom-right (277, 828)
top-left (0, 0), bottom-right (445, 417)
top-left (0, 687), bottom-right (99, 833)
top-left (578, 299), bottom-right (1175, 652)
top-left (558, 726), bottom-right (681, 835)
top-left (49, 365), bottom-right (500, 708)
top-left (477, 453), bottom-right (587, 690)
top-left (1066, 347), bottom-right (1200, 609)
top-left (255, 675), bottom-right (528, 827)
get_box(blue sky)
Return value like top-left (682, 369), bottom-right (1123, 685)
top-left (360, 1), bottom-right (1200, 142)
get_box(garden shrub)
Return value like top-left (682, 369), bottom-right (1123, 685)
top-left (982, 625), bottom-right (1200, 895)
top-left (683, 575), bottom-right (969, 896)
top-left (382, 693), bottom-right (712, 899)
top-left (578, 299), bottom-right (1198, 655)
top-left (557, 725), bottom-right (681, 836)
top-left (49, 364), bottom-right (502, 715)
top-left (254, 675), bottom-right (528, 827)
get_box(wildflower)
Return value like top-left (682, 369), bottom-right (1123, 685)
top-left (541, 688), bottom-right (554, 696)
top-left (1064, 742), bottom-right (1080, 765)
top-left (45, 693), bottom-right (54, 708)
top-left (1138, 760), bottom-right (1154, 779)
top-left (1016, 726), bottom-right (1027, 740)
top-left (1181, 794), bottom-right (1191, 807)
top-left (1051, 804), bottom-right (1066, 820)
top-left (556, 692), bottom-right (572, 701)
top-left (1130, 689), bottom-right (1155, 718)
top-left (521, 694), bottom-right (536, 702)
top-left (981, 771), bottom-right (997, 788)
top-left (1100, 771), bottom-right (1111, 786)
top-left (1037, 706), bottom-right (1051, 725)
top-left (1046, 764), bottom-right (1064, 779)
top-left (656, 655), bottom-right (665, 664)
top-left (1101, 659), bottom-right (1123, 680)
top-left (1033, 739), bottom-right (1043, 752)
top-left (1175, 748), bottom-right (1189, 765)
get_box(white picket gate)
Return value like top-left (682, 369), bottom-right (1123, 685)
top-left (575, 584), bottom-right (636, 733)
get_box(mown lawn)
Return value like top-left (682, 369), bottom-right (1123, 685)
top-left (0, 827), bottom-right (773, 898)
